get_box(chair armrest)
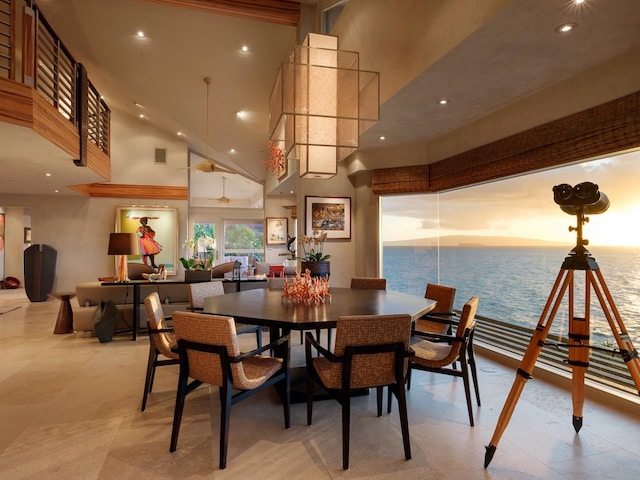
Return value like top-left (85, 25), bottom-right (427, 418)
top-left (420, 312), bottom-right (459, 325)
top-left (411, 330), bottom-right (464, 344)
top-left (304, 331), bottom-right (340, 362)
top-left (233, 333), bottom-right (290, 363)
top-left (148, 327), bottom-right (174, 334)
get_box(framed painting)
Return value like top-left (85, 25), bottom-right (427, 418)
top-left (266, 217), bottom-right (288, 245)
top-left (305, 196), bottom-right (351, 240)
top-left (115, 206), bottom-right (178, 275)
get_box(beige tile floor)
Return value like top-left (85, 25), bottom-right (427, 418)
top-left (1, 288), bottom-right (640, 479)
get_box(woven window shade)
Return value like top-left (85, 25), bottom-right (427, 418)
top-left (373, 90), bottom-right (640, 195)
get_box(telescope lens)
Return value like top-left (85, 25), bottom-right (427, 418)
top-left (574, 182), bottom-right (598, 200)
top-left (553, 184), bottom-right (573, 202)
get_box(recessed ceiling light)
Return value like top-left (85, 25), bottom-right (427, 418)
top-left (236, 110), bottom-right (246, 119)
top-left (379, 136), bottom-right (386, 141)
top-left (54, 189), bottom-right (59, 193)
top-left (555, 22), bottom-right (578, 34)
top-left (45, 173), bottom-right (52, 177)
top-left (229, 148), bottom-right (236, 153)
top-left (137, 31), bottom-right (145, 38)
top-left (139, 114), bottom-right (145, 119)
top-left (134, 102), bottom-right (142, 108)
top-left (575, 0), bottom-right (585, 4)
top-left (177, 131), bottom-right (183, 136)
top-left (439, 99), bottom-right (448, 105)
top-left (241, 45), bottom-right (249, 52)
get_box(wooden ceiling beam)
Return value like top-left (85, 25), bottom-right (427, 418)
top-left (144, 0), bottom-right (300, 26)
top-left (68, 183), bottom-right (188, 200)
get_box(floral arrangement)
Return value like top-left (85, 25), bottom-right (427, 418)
top-left (180, 236), bottom-right (216, 270)
top-left (263, 141), bottom-right (285, 176)
top-left (298, 230), bottom-right (330, 261)
top-left (282, 269), bottom-right (331, 306)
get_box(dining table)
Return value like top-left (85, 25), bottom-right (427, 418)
top-left (203, 287), bottom-right (436, 402)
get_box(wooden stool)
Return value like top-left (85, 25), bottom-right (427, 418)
top-left (49, 292), bottom-right (76, 334)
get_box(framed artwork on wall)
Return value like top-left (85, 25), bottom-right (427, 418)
top-left (115, 206), bottom-right (178, 275)
top-left (305, 196), bottom-right (351, 240)
top-left (266, 217), bottom-right (288, 245)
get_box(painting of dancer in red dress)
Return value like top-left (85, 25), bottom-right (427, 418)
top-left (136, 217), bottom-right (163, 268)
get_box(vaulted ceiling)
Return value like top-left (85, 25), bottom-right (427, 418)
top-left (2, 0), bottom-right (640, 198)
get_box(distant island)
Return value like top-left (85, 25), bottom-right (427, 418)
top-left (383, 235), bottom-right (570, 247)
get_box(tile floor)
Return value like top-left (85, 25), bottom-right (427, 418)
top-left (1, 288), bottom-right (639, 479)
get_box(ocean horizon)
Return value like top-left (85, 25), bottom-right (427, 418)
top-left (383, 244), bottom-right (640, 346)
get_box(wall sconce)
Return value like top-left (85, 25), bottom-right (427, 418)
top-left (269, 33), bottom-right (379, 179)
top-left (108, 233), bottom-right (139, 282)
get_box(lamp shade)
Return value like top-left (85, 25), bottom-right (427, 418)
top-left (269, 33), bottom-right (379, 179)
top-left (108, 233), bottom-right (139, 256)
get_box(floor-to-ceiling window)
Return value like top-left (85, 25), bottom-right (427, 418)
top-left (381, 150), bottom-right (640, 350)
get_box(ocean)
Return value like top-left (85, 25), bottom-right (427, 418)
top-left (383, 245), bottom-right (640, 346)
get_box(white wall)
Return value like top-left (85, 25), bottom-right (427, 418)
top-left (0, 194), bottom-right (188, 293)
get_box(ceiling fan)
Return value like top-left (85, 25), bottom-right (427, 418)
top-left (186, 77), bottom-right (235, 174)
top-left (211, 176), bottom-right (232, 203)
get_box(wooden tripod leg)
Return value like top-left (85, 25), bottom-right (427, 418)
top-left (568, 271), bottom-right (590, 432)
top-left (591, 269), bottom-right (640, 394)
top-left (484, 268), bottom-right (572, 468)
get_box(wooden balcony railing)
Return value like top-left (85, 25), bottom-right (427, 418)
top-left (1, 0), bottom-right (110, 161)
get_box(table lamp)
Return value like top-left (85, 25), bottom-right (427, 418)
top-left (108, 233), bottom-right (139, 282)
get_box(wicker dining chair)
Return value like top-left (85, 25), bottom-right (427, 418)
top-left (414, 283), bottom-right (457, 335)
top-left (187, 281), bottom-right (262, 348)
top-left (170, 311), bottom-right (290, 469)
top-left (407, 296), bottom-right (481, 426)
top-left (141, 292), bottom-right (179, 411)
top-left (305, 313), bottom-right (413, 469)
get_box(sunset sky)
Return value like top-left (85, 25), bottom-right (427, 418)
top-left (381, 149), bottom-right (640, 248)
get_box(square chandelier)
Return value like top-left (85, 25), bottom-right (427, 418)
top-left (269, 33), bottom-right (379, 179)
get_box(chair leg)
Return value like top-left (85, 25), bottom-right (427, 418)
top-left (460, 356), bottom-right (475, 427)
top-left (468, 342), bottom-right (481, 406)
top-left (376, 386), bottom-right (383, 417)
top-left (141, 348), bottom-right (158, 411)
top-left (219, 379), bottom-right (233, 469)
top-left (327, 328), bottom-right (333, 349)
top-left (169, 372), bottom-right (188, 452)
top-left (341, 387), bottom-right (351, 470)
top-left (406, 363), bottom-right (413, 390)
top-left (394, 382), bottom-right (412, 461)
top-left (255, 328), bottom-right (262, 349)
top-left (386, 385), bottom-right (393, 414)
top-left (306, 373), bottom-right (314, 426)
top-left (283, 370), bottom-right (291, 429)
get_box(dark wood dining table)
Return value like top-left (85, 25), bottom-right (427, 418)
top-left (202, 287), bottom-right (436, 334)
top-left (203, 287), bottom-right (436, 402)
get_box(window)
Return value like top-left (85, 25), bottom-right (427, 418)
top-left (321, 0), bottom-right (348, 34)
top-left (222, 220), bottom-right (264, 264)
top-left (381, 150), bottom-right (640, 349)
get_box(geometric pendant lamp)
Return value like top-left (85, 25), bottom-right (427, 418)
top-left (269, 33), bottom-right (379, 179)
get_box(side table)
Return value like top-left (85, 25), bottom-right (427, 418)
top-left (50, 292), bottom-right (76, 334)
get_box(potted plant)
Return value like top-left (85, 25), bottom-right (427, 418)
top-left (180, 236), bottom-right (216, 282)
top-left (298, 230), bottom-right (330, 278)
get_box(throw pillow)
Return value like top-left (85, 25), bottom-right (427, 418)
top-left (255, 262), bottom-right (270, 276)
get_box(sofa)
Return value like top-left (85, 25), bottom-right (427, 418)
top-left (73, 281), bottom-right (192, 332)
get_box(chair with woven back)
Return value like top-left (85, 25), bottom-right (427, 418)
top-left (187, 281), bottom-right (262, 348)
top-left (407, 296), bottom-right (481, 426)
top-left (141, 291), bottom-right (179, 411)
top-left (350, 276), bottom-right (387, 290)
top-left (305, 313), bottom-right (413, 470)
top-left (414, 283), bottom-right (457, 335)
top-left (169, 311), bottom-right (290, 469)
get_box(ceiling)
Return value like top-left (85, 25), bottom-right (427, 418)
top-left (2, 0), bottom-right (640, 199)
